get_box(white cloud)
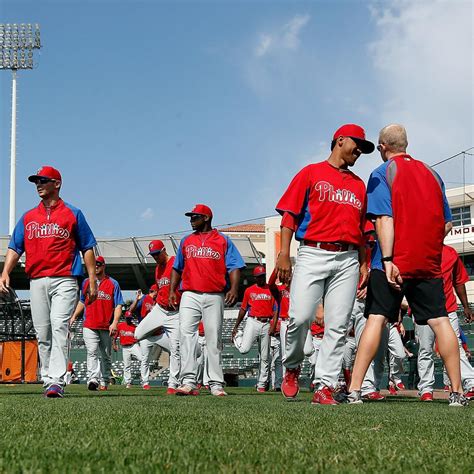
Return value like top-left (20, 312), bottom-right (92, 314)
top-left (368, 0), bottom-right (473, 184)
top-left (254, 14), bottom-right (310, 58)
top-left (140, 207), bottom-right (154, 220)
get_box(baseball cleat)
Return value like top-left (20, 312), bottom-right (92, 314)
top-left (143, 384), bottom-right (151, 390)
top-left (464, 389), bottom-right (474, 400)
top-left (281, 366), bottom-right (300, 400)
top-left (345, 390), bottom-right (363, 405)
top-left (166, 387), bottom-right (178, 395)
top-left (211, 388), bottom-right (228, 397)
top-left (176, 385), bottom-right (199, 396)
top-left (45, 384), bottom-right (64, 398)
top-left (311, 386), bottom-right (339, 405)
top-left (443, 385), bottom-right (451, 392)
top-left (362, 391), bottom-right (385, 401)
top-left (99, 385), bottom-right (108, 391)
top-left (87, 380), bottom-right (99, 391)
top-left (420, 392), bottom-right (433, 402)
top-left (388, 383), bottom-right (397, 396)
top-left (395, 382), bottom-right (406, 390)
top-left (256, 387), bottom-right (266, 393)
top-left (448, 392), bottom-right (469, 407)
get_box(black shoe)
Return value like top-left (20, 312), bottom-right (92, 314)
top-left (88, 380), bottom-right (99, 391)
top-left (449, 392), bottom-right (468, 407)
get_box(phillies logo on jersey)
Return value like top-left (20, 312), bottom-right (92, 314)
top-left (186, 245), bottom-right (221, 260)
top-left (120, 330), bottom-right (135, 337)
top-left (314, 181), bottom-right (362, 210)
top-left (250, 292), bottom-right (272, 301)
top-left (97, 290), bottom-right (112, 301)
top-left (157, 277), bottom-right (170, 288)
top-left (281, 289), bottom-right (290, 298)
top-left (25, 221), bottom-right (70, 240)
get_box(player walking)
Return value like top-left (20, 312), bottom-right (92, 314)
top-left (232, 266), bottom-right (277, 392)
top-left (135, 240), bottom-right (181, 394)
top-left (70, 256), bottom-right (124, 390)
top-left (275, 124), bottom-right (373, 404)
top-left (114, 311), bottom-right (142, 388)
top-left (0, 166), bottom-right (97, 398)
top-left (347, 124), bottom-right (468, 407)
top-left (170, 204), bottom-right (245, 397)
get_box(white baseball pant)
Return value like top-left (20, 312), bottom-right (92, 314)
top-left (285, 246), bottom-right (359, 390)
top-left (307, 336), bottom-right (322, 386)
top-left (353, 298), bottom-right (389, 395)
top-left (196, 335), bottom-right (209, 386)
top-left (29, 276), bottom-right (79, 388)
top-left (135, 305), bottom-right (181, 389)
top-left (416, 311), bottom-right (474, 394)
top-left (139, 333), bottom-right (170, 385)
top-left (388, 325), bottom-right (406, 384)
top-left (83, 327), bottom-right (112, 386)
top-left (279, 319), bottom-right (289, 375)
top-left (122, 343), bottom-right (142, 385)
top-left (234, 317), bottom-right (271, 389)
top-left (179, 291), bottom-right (225, 390)
top-left (343, 336), bottom-right (356, 370)
top-left (270, 335), bottom-right (282, 390)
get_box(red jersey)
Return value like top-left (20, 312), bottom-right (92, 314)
top-left (9, 199), bottom-right (96, 279)
top-left (241, 284), bottom-right (275, 318)
top-left (140, 294), bottom-right (156, 318)
top-left (442, 245), bottom-right (469, 313)
top-left (116, 321), bottom-right (137, 346)
top-left (367, 155), bottom-right (449, 278)
top-left (198, 320), bottom-right (205, 337)
top-left (81, 276), bottom-right (124, 330)
top-left (174, 229), bottom-right (245, 293)
top-left (278, 285), bottom-right (290, 319)
top-left (155, 257), bottom-right (181, 308)
top-left (276, 161), bottom-right (366, 246)
top-left (311, 322), bottom-right (324, 337)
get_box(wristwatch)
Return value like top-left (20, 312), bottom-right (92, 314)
top-left (381, 256), bottom-right (393, 262)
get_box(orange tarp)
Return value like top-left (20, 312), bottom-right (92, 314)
top-left (0, 340), bottom-right (38, 382)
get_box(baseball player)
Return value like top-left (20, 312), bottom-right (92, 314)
top-left (70, 255), bottom-right (124, 391)
top-left (114, 311), bottom-right (142, 388)
top-left (269, 327), bottom-right (283, 391)
top-left (387, 322), bottom-right (406, 394)
top-left (131, 285), bottom-right (170, 389)
top-left (232, 266), bottom-right (277, 392)
top-left (347, 124), bottom-right (467, 407)
top-left (307, 317), bottom-right (324, 389)
top-left (416, 244), bottom-right (474, 401)
top-left (170, 204), bottom-right (245, 397)
top-left (134, 240), bottom-right (181, 395)
top-left (275, 124), bottom-right (373, 404)
top-left (0, 166), bottom-right (97, 398)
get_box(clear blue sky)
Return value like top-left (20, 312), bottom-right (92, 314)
top-left (0, 0), bottom-right (472, 238)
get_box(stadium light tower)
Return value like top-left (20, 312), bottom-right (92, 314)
top-left (0, 23), bottom-right (41, 234)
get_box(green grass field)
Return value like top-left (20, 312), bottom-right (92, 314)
top-left (0, 385), bottom-right (472, 473)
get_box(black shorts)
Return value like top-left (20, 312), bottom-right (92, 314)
top-left (364, 269), bottom-right (447, 325)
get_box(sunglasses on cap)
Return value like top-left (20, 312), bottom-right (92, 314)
top-left (34, 177), bottom-right (56, 185)
top-left (95, 262), bottom-right (104, 267)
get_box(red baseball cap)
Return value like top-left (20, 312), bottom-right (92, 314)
top-left (185, 204), bottom-right (213, 218)
top-left (148, 239), bottom-right (165, 255)
top-left (253, 265), bottom-right (266, 276)
top-left (96, 256), bottom-right (106, 265)
top-left (150, 284), bottom-right (158, 292)
top-left (28, 166), bottom-right (62, 182)
top-left (332, 124), bottom-right (375, 154)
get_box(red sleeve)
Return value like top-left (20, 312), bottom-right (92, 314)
top-left (275, 166), bottom-right (310, 217)
top-left (453, 256), bottom-right (469, 286)
top-left (241, 288), bottom-right (250, 311)
top-left (281, 212), bottom-right (298, 231)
